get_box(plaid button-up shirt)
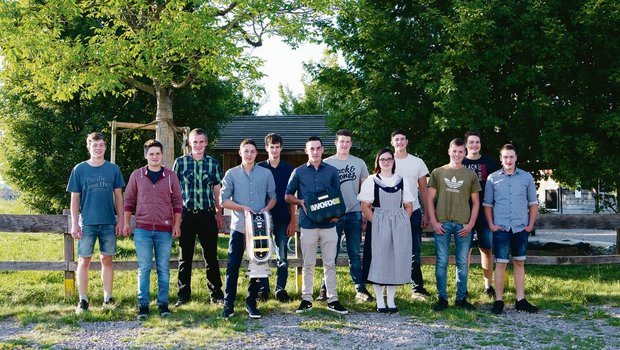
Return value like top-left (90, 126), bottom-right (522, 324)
top-left (173, 154), bottom-right (223, 210)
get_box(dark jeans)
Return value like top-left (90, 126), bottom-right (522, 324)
top-left (410, 209), bottom-right (426, 292)
top-left (177, 210), bottom-right (223, 301)
top-left (321, 211), bottom-right (364, 292)
top-left (224, 230), bottom-right (261, 306)
top-left (260, 221), bottom-right (289, 295)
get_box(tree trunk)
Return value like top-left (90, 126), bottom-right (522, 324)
top-left (155, 85), bottom-right (175, 167)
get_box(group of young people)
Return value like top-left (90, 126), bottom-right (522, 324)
top-left (67, 127), bottom-right (538, 320)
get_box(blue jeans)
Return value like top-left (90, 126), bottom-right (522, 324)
top-left (78, 224), bottom-right (116, 257)
top-left (410, 209), bottom-right (425, 291)
top-left (134, 228), bottom-right (173, 307)
top-left (493, 229), bottom-right (529, 263)
top-left (224, 230), bottom-right (261, 306)
top-left (434, 221), bottom-right (472, 300)
top-left (321, 211), bottom-right (364, 291)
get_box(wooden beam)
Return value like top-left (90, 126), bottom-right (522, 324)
top-left (0, 214), bottom-right (67, 233)
top-left (2, 255), bottom-right (619, 272)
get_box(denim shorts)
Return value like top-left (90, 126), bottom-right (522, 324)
top-left (493, 229), bottom-right (529, 263)
top-left (471, 213), bottom-right (493, 250)
top-left (78, 224), bottom-right (117, 257)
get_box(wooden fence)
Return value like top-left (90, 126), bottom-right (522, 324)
top-left (0, 213), bottom-right (619, 297)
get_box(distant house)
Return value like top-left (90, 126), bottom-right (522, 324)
top-left (213, 115), bottom-right (336, 171)
top-left (537, 171), bottom-right (604, 214)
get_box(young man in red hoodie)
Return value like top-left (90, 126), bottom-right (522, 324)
top-left (123, 139), bottom-right (183, 320)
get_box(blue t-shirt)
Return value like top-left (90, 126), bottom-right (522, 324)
top-left (67, 161), bottom-right (125, 226)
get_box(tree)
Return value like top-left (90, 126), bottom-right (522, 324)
top-left (313, 0), bottom-right (620, 194)
top-left (0, 0), bottom-right (333, 166)
top-left (278, 68), bottom-right (325, 115)
top-left (0, 78), bottom-right (250, 213)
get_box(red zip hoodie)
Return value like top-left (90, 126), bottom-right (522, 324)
top-left (124, 166), bottom-right (183, 232)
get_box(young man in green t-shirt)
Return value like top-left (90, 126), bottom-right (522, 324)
top-left (427, 138), bottom-right (481, 312)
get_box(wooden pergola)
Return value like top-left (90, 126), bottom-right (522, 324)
top-left (108, 120), bottom-right (191, 166)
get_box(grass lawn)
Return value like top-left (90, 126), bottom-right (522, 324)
top-left (0, 231), bottom-right (618, 347)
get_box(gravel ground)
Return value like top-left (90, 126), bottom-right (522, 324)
top-left (1, 305), bottom-right (618, 349)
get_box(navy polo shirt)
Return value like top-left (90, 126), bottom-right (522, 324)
top-left (258, 159), bottom-right (294, 224)
top-left (286, 161), bottom-right (340, 229)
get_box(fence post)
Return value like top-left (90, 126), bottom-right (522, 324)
top-left (63, 210), bottom-right (75, 298)
top-left (616, 227), bottom-right (619, 255)
top-left (295, 230), bottom-right (302, 293)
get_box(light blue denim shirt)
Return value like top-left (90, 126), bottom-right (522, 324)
top-left (483, 168), bottom-right (538, 233)
top-left (220, 164), bottom-right (276, 233)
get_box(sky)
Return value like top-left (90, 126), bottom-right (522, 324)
top-left (251, 37), bottom-right (326, 115)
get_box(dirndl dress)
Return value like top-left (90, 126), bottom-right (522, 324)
top-left (363, 175), bottom-right (412, 285)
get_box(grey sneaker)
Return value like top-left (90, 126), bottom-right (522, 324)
top-left (412, 288), bottom-right (431, 300)
top-left (315, 288), bottom-right (327, 302)
top-left (75, 299), bottom-right (89, 314)
top-left (355, 288), bottom-right (375, 302)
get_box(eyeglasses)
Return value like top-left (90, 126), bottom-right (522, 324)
top-left (379, 158), bottom-right (394, 163)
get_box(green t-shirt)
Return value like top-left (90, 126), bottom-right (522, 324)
top-left (428, 165), bottom-right (481, 224)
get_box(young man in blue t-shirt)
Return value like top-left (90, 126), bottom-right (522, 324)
top-left (67, 132), bottom-right (125, 314)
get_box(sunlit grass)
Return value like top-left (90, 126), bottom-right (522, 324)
top-left (0, 231), bottom-right (618, 347)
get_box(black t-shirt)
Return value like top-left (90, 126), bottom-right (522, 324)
top-left (147, 168), bottom-right (164, 184)
top-left (463, 155), bottom-right (499, 202)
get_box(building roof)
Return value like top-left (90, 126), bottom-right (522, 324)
top-left (214, 115), bottom-right (335, 151)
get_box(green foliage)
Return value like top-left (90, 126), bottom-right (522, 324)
top-left (0, 0), bottom-right (333, 169)
top-left (278, 64), bottom-right (326, 115)
top-left (0, 81), bottom-right (248, 214)
top-left (312, 0), bottom-right (620, 186)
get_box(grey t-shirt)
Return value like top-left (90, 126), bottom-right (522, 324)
top-left (324, 155), bottom-right (369, 212)
top-left (66, 161), bottom-right (125, 226)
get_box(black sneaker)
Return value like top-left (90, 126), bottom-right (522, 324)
top-left (433, 298), bottom-right (449, 312)
top-left (455, 298), bottom-right (476, 311)
top-left (245, 303), bottom-right (262, 319)
top-left (103, 297), bottom-right (115, 306)
top-left (211, 292), bottom-right (225, 305)
top-left (256, 290), bottom-right (269, 303)
top-left (315, 288), bottom-right (327, 302)
top-left (387, 307), bottom-right (399, 314)
top-left (222, 304), bottom-right (235, 318)
top-left (75, 299), bottom-right (89, 314)
top-left (412, 288), bottom-right (431, 300)
top-left (377, 307), bottom-right (389, 313)
top-left (296, 300), bottom-right (313, 313)
top-left (355, 288), bottom-right (375, 302)
top-left (491, 300), bottom-right (504, 315)
top-left (137, 306), bottom-right (149, 320)
top-left (275, 290), bottom-right (292, 303)
top-left (327, 300), bottom-right (349, 315)
top-left (484, 286), bottom-right (496, 298)
top-left (158, 304), bottom-right (171, 318)
top-left (515, 299), bottom-right (539, 313)
top-left (174, 299), bottom-right (188, 307)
